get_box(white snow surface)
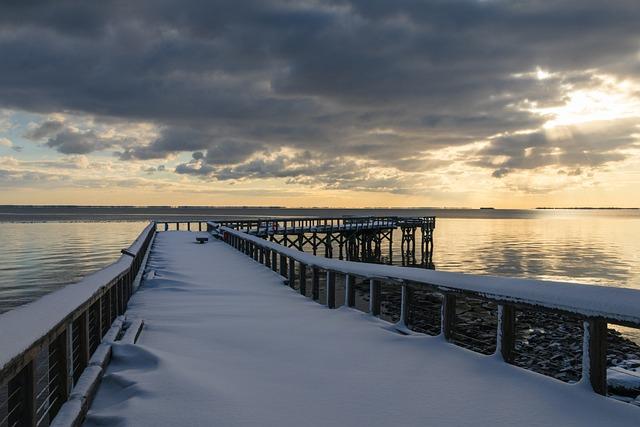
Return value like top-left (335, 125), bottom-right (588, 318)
top-left (85, 232), bottom-right (640, 427)
top-left (218, 225), bottom-right (640, 324)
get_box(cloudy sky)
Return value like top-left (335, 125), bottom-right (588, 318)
top-left (1, 0), bottom-right (639, 207)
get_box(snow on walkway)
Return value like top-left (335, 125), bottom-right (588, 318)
top-left (85, 232), bottom-right (640, 427)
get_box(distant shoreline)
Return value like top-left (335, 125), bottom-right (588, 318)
top-left (535, 207), bottom-right (639, 210)
top-left (0, 205), bottom-right (638, 210)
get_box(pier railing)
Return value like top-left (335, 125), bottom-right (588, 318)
top-left (212, 216), bottom-right (434, 236)
top-left (0, 222), bottom-right (155, 426)
top-left (213, 222), bottom-right (640, 396)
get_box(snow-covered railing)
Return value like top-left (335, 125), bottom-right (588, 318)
top-left (0, 222), bottom-right (156, 426)
top-left (213, 223), bottom-right (640, 396)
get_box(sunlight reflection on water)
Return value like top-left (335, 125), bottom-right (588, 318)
top-left (0, 210), bottom-right (638, 315)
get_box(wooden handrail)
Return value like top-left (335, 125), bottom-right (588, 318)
top-left (213, 222), bottom-right (640, 396)
top-left (0, 222), bottom-right (156, 425)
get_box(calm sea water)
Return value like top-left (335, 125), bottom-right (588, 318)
top-left (0, 207), bottom-right (639, 314)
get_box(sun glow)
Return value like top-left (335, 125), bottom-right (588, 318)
top-left (533, 76), bottom-right (640, 128)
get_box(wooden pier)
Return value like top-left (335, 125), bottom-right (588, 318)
top-left (207, 216), bottom-right (435, 267)
top-left (153, 216), bottom-right (435, 266)
top-left (1, 219), bottom-right (640, 426)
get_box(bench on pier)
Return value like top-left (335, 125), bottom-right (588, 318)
top-left (196, 236), bottom-right (209, 244)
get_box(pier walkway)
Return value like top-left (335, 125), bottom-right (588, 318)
top-left (84, 232), bottom-right (639, 426)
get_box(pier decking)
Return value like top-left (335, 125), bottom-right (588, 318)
top-left (83, 232), bottom-right (638, 426)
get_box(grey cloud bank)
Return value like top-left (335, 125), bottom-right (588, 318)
top-left (1, 0), bottom-right (639, 191)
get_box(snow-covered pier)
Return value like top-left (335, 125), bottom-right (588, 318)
top-left (2, 221), bottom-right (640, 426)
top-left (159, 216), bottom-right (435, 266)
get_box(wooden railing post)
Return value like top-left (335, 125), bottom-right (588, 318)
top-left (74, 312), bottom-right (90, 384)
top-left (299, 263), bottom-right (307, 295)
top-left (312, 267), bottom-right (320, 301)
top-left (326, 271), bottom-right (336, 309)
top-left (49, 329), bottom-right (70, 419)
top-left (497, 305), bottom-right (516, 363)
top-left (259, 247), bottom-right (265, 264)
top-left (7, 360), bottom-right (36, 426)
top-left (582, 318), bottom-right (607, 395)
top-left (288, 257), bottom-right (295, 288)
top-left (345, 274), bottom-right (355, 307)
top-left (279, 254), bottom-right (287, 277)
top-left (399, 284), bottom-right (411, 326)
top-left (271, 251), bottom-right (278, 272)
top-left (116, 278), bottom-right (123, 315)
top-left (441, 294), bottom-right (456, 341)
top-left (265, 249), bottom-right (271, 268)
top-left (369, 279), bottom-right (381, 316)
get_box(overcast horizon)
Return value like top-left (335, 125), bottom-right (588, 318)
top-left (1, 1), bottom-right (639, 208)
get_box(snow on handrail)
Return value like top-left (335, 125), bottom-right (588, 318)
top-left (0, 222), bottom-right (155, 384)
top-left (215, 223), bottom-right (640, 326)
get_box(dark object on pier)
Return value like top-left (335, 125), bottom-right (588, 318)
top-left (196, 237), bottom-right (209, 244)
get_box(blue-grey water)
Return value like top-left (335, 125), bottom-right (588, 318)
top-left (0, 207), bottom-right (639, 315)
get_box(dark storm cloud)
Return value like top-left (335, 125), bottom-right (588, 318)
top-left (45, 128), bottom-right (115, 154)
top-left (23, 120), bottom-right (64, 140)
top-left (174, 150), bottom-right (414, 192)
top-left (1, 0), bottom-right (640, 184)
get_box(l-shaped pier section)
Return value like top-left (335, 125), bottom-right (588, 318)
top-left (1, 219), bottom-right (640, 426)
